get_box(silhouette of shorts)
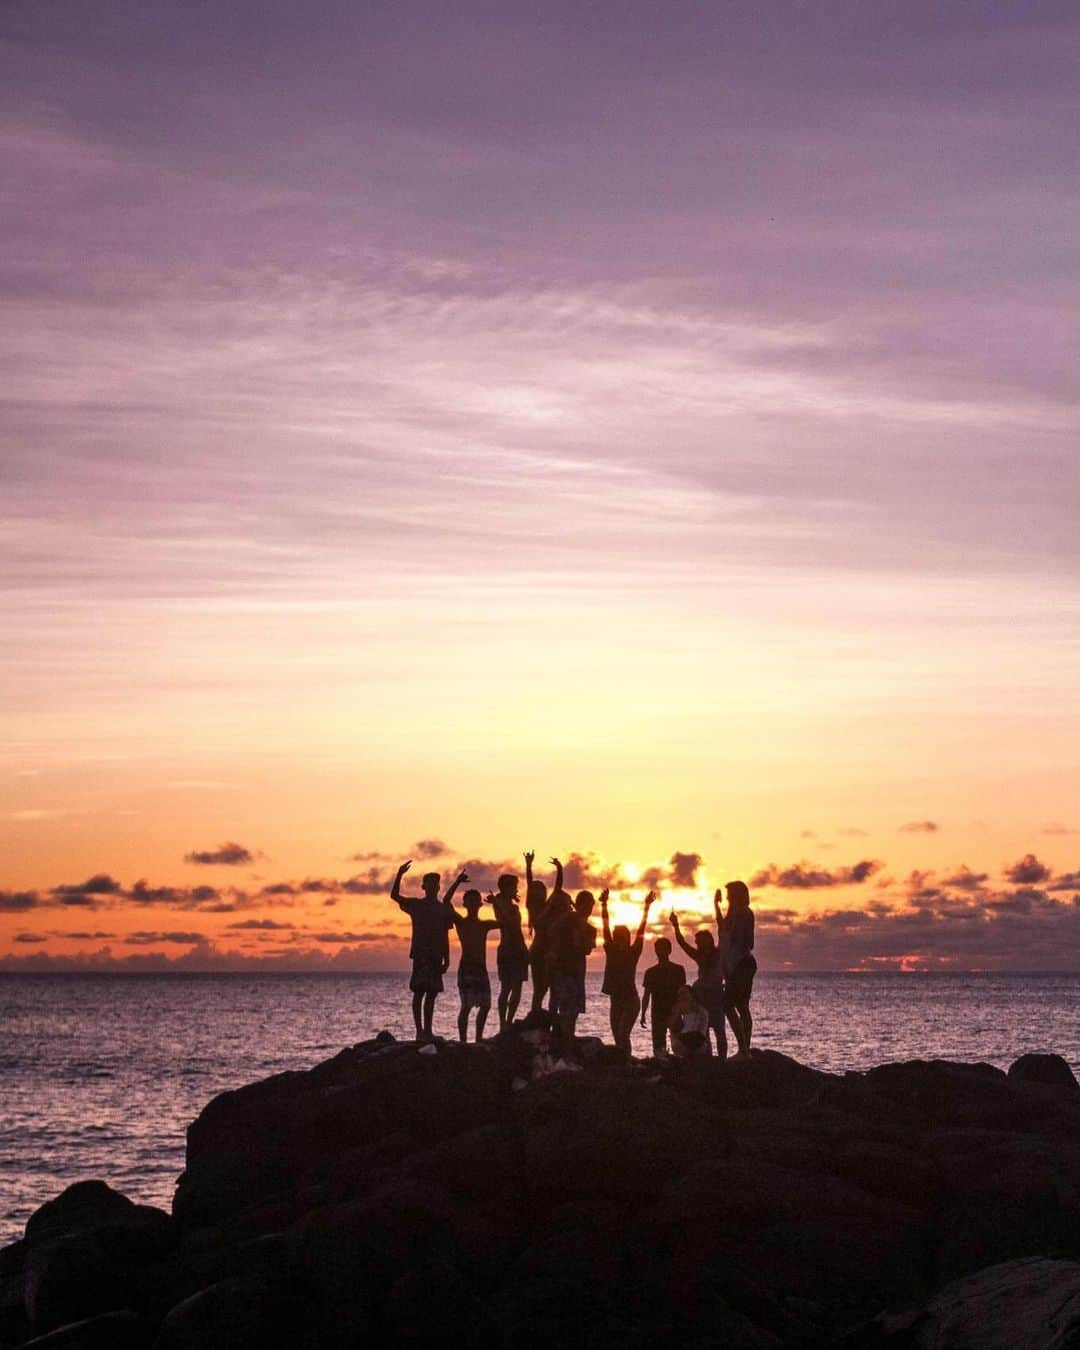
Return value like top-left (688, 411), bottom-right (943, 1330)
top-left (724, 956), bottom-right (757, 1007)
top-left (458, 966), bottom-right (491, 1011)
top-left (497, 945), bottom-right (530, 985)
top-left (550, 972), bottom-right (585, 1016)
top-left (409, 958), bottom-right (444, 995)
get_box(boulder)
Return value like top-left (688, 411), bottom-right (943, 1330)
top-left (151, 1278), bottom-right (278, 1350)
top-left (1008, 1053), bottom-right (1080, 1099)
top-left (17, 1310), bottom-right (151, 1349)
top-left (851, 1255), bottom-right (1080, 1348)
top-left (25, 1183), bottom-right (140, 1248)
top-left (23, 1235), bottom-right (130, 1336)
top-left (175, 1038), bottom-right (508, 1232)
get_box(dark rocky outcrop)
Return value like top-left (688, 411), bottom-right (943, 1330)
top-left (2, 1039), bottom-right (1078, 1349)
top-left (846, 1255), bottom-right (1080, 1348)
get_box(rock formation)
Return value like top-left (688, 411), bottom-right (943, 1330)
top-left (1, 1037), bottom-right (1078, 1348)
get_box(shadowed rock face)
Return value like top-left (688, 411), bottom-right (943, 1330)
top-left (1, 1043), bottom-right (1078, 1349)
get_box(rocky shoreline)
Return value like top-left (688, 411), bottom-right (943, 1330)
top-left (2, 1033), bottom-right (1078, 1349)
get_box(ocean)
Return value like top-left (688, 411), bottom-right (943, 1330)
top-left (1, 971), bottom-right (1077, 1246)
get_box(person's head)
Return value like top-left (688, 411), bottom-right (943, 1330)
top-left (526, 878), bottom-right (547, 911)
top-left (548, 890), bottom-right (572, 918)
top-left (463, 889), bottom-right (483, 916)
top-left (726, 879), bottom-right (750, 909)
top-left (654, 937), bottom-right (673, 962)
top-left (695, 929), bottom-right (716, 955)
top-left (421, 872), bottom-right (440, 898)
top-left (673, 985), bottom-right (693, 1013)
top-left (612, 923), bottom-right (631, 948)
top-left (574, 890), bottom-right (595, 918)
top-left (497, 873), bottom-right (519, 901)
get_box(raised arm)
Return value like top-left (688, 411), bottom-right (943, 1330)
top-left (670, 911), bottom-right (697, 963)
top-left (524, 850), bottom-right (534, 890)
top-left (713, 887), bottom-right (725, 936)
top-left (442, 869), bottom-right (469, 916)
top-left (600, 888), bottom-right (612, 944)
top-left (390, 860), bottom-right (412, 909)
top-left (635, 891), bottom-right (656, 946)
top-left (550, 856), bottom-right (564, 895)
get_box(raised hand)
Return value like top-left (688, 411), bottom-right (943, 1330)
top-left (599, 888), bottom-right (610, 907)
top-left (524, 850), bottom-right (535, 867)
top-left (669, 911), bottom-right (680, 928)
top-left (457, 869), bottom-right (470, 884)
top-left (644, 890), bottom-right (656, 908)
top-left (397, 860), bottom-right (412, 875)
top-left (549, 856), bottom-right (561, 868)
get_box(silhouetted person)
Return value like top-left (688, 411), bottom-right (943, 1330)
top-left (722, 879), bottom-right (757, 1059)
top-left (545, 887), bottom-right (592, 1056)
top-left (668, 984), bottom-right (710, 1059)
top-left (491, 872), bottom-right (529, 1030)
top-left (600, 889), bottom-right (654, 1053)
top-left (671, 907), bottom-right (728, 1058)
top-left (390, 860), bottom-right (464, 1041)
top-left (640, 936), bottom-right (686, 1057)
top-left (570, 889), bottom-right (599, 1031)
top-left (445, 887), bottom-right (500, 1043)
top-left (527, 853), bottom-right (562, 1011)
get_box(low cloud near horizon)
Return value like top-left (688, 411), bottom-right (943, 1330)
top-left (3, 844), bottom-right (1078, 973)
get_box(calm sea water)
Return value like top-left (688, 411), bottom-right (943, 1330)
top-left (1, 971), bottom-right (1077, 1245)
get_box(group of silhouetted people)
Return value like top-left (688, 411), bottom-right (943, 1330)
top-left (390, 853), bottom-right (757, 1060)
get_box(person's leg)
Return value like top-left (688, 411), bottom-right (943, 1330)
top-left (713, 1006), bottom-right (728, 1059)
top-left (411, 991), bottom-right (424, 1039)
top-left (608, 995), bottom-right (619, 1045)
top-left (476, 1004), bottom-right (489, 1041)
top-left (742, 1000), bottom-right (753, 1050)
top-left (530, 957), bottom-right (548, 1012)
top-left (615, 995), bottom-right (639, 1053)
top-left (725, 1004), bottom-right (747, 1056)
top-left (422, 992), bottom-right (437, 1038)
top-left (497, 980), bottom-right (510, 1031)
top-left (457, 999), bottom-right (469, 1043)
top-left (651, 1016), bottom-right (667, 1057)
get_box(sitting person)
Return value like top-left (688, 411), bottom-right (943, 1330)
top-left (445, 887), bottom-right (500, 1043)
top-left (668, 984), bottom-right (710, 1059)
top-left (600, 889), bottom-right (655, 1053)
top-left (640, 936), bottom-right (686, 1057)
top-left (671, 906), bottom-right (729, 1059)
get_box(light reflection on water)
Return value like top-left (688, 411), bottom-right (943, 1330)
top-left (1, 971), bottom-right (1076, 1244)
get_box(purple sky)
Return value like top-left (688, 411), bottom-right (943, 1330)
top-left (2, 2), bottom-right (1078, 968)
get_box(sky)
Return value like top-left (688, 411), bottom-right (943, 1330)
top-left (2, 1), bottom-right (1078, 971)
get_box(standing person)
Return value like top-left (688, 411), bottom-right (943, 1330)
top-left (723, 880), bottom-right (757, 1059)
top-left (668, 985), bottom-right (710, 1059)
top-left (527, 854), bottom-right (562, 1012)
top-left (600, 890), bottom-right (655, 1054)
top-left (491, 872), bottom-right (529, 1030)
top-left (545, 889), bottom-right (585, 1056)
top-left (445, 887), bottom-right (500, 1043)
top-left (570, 889), bottom-right (599, 1031)
top-left (671, 908), bottom-right (728, 1059)
top-left (390, 860), bottom-right (464, 1042)
top-left (640, 937), bottom-right (686, 1057)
